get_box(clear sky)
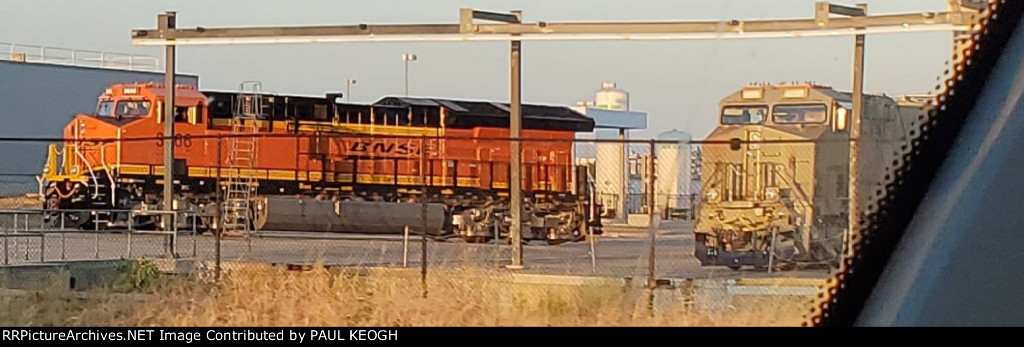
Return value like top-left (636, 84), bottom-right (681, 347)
top-left (1, 0), bottom-right (960, 139)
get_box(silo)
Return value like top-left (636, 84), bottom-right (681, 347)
top-left (594, 82), bottom-right (629, 111)
top-left (595, 129), bottom-right (625, 220)
top-left (655, 129), bottom-right (693, 219)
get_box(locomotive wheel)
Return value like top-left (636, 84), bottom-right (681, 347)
top-left (43, 195), bottom-right (66, 229)
top-left (464, 236), bottom-right (488, 244)
top-left (775, 262), bottom-right (798, 271)
top-left (545, 237), bottom-right (581, 245)
top-left (46, 210), bottom-right (87, 230)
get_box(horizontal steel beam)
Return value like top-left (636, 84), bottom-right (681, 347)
top-left (131, 9), bottom-right (977, 46)
top-left (132, 23), bottom-right (969, 46)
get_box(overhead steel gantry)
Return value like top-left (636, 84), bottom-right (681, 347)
top-left (132, 1), bottom-right (985, 269)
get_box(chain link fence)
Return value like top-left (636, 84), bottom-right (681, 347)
top-left (0, 134), bottom-right (836, 325)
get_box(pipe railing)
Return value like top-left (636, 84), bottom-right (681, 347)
top-left (0, 208), bottom-right (213, 265)
top-left (0, 42), bottom-right (160, 71)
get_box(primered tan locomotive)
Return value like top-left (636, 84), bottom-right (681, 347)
top-left (694, 83), bottom-right (923, 269)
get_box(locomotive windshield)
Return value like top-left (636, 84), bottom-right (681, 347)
top-left (721, 105), bottom-right (768, 125)
top-left (115, 101), bottom-right (151, 118)
top-left (772, 104), bottom-right (827, 124)
top-left (720, 105), bottom-right (770, 125)
top-left (97, 101), bottom-right (114, 117)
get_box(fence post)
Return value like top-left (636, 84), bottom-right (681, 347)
top-left (493, 216), bottom-right (501, 264)
top-left (768, 229), bottom-right (778, 274)
top-left (3, 220), bottom-right (8, 265)
top-left (647, 140), bottom-right (657, 289)
top-left (94, 213), bottom-right (100, 259)
top-left (646, 139), bottom-right (657, 313)
top-left (192, 214), bottom-right (197, 258)
top-left (589, 217), bottom-right (597, 273)
top-left (215, 135), bottom-right (223, 281)
top-left (172, 211), bottom-right (179, 259)
top-left (13, 214), bottom-right (20, 262)
top-left (420, 135), bottom-right (428, 298)
top-left (403, 225), bottom-right (410, 267)
top-left (127, 211), bottom-right (133, 259)
top-left (39, 213), bottom-right (45, 263)
top-left (60, 211), bottom-right (66, 260)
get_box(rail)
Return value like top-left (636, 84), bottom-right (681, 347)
top-left (0, 42), bottom-right (160, 71)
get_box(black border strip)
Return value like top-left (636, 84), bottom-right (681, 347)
top-left (816, 1), bottom-right (1024, 326)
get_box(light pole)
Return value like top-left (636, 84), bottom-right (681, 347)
top-left (345, 79), bottom-right (356, 101)
top-left (159, 11), bottom-right (176, 233)
top-left (402, 53), bottom-right (417, 96)
top-left (816, 1), bottom-right (867, 265)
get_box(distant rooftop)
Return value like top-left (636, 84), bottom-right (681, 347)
top-left (0, 42), bottom-right (159, 72)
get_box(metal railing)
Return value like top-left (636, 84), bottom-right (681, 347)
top-left (0, 42), bottom-right (160, 71)
top-left (599, 192), bottom-right (699, 219)
top-left (0, 208), bottom-right (209, 265)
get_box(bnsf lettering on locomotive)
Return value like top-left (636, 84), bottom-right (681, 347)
top-left (372, 142), bottom-right (396, 154)
top-left (349, 141), bottom-right (369, 152)
top-left (348, 140), bottom-right (433, 156)
top-left (395, 143), bottom-right (413, 155)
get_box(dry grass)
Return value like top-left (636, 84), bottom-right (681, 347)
top-left (0, 263), bottom-right (810, 327)
top-left (0, 194), bottom-right (41, 210)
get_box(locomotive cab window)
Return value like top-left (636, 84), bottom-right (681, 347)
top-left (188, 103), bottom-right (204, 125)
top-left (772, 104), bottom-right (827, 124)
top-left (155, 102), bottom-right (195, 123)
top-left (721, 105), bottom-right (767, 125)
top-left (174, 106), bottom-right (190, 123)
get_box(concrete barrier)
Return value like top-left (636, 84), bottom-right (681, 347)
top-left (0, 258), bottom-right (203, 291)
top-left (0, 259), bottom-right (128, 290)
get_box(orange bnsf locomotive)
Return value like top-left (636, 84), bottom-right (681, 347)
top-left (40, 82), bottom-right (602, 243)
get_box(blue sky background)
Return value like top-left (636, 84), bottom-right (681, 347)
top-left (1, 0), bottom-right (960, 139)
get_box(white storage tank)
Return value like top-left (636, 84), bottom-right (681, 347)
top-left (594, 82), bottom-right (629, 111)
top-left (595, 129), bottom-right (626, 220)
top-left (655, 129), bottom-right (693, 219)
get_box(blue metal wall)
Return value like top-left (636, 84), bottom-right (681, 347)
top-left (0, 60), bottom-right (198, 196)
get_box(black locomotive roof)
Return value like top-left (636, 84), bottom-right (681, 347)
top-left (374, 96), bottom-right (595, 132)
top-left (198, 90), bottom-right (595, 132)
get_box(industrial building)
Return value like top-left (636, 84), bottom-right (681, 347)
top-left (571, 82), bottom-right (698, 227)
top-left (0, 44), bottom-right (199, 196)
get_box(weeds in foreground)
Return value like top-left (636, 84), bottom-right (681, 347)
top-left (1, 264), bottom-right (809, 327)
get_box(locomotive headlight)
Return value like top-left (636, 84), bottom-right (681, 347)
top-left (705, 188), bottom-right (720, 202)
top-left (70, 167), bottom-right (78, 175)
top-left (43, 165), bottom-right (50, 174)
top-left (765, 187), bottom-right (780, 201)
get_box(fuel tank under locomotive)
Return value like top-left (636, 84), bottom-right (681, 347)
top-left (253, 197), bottom-right (448, 235)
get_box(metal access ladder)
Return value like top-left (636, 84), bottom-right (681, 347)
top-left (221, 81), bottom-right (262, 237)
